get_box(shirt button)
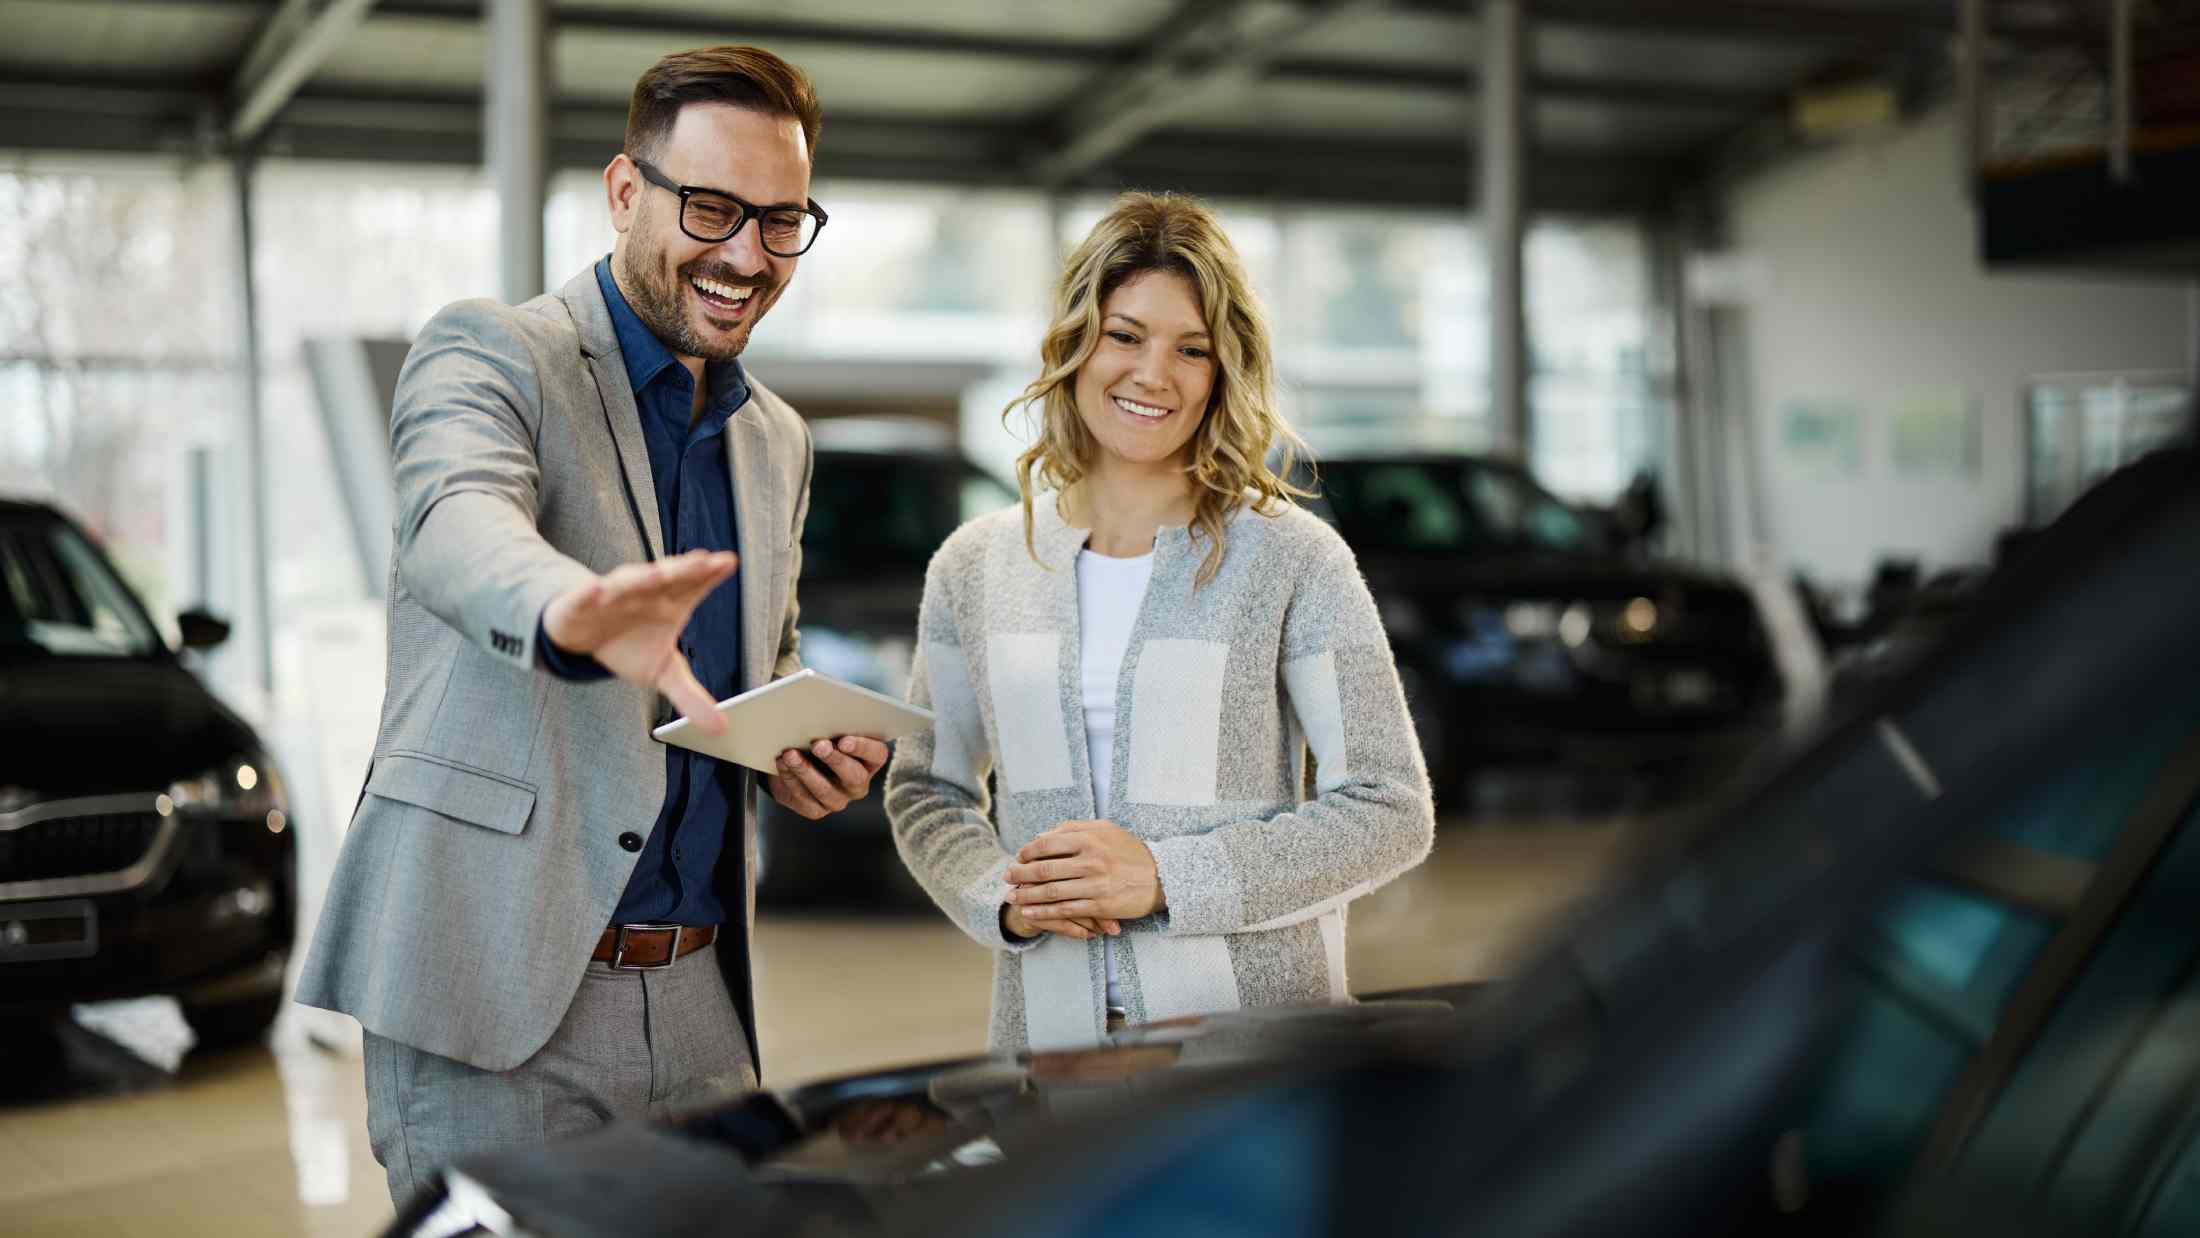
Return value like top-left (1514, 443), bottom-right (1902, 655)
top-left (618, 832), bottom-right (643, 853)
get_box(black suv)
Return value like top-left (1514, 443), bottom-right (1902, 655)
top-left (0, 498), bottom-right (296, 1049)
top-left (1302, 450), bottom-right (1785, 800)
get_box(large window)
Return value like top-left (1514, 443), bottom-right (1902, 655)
top-left (0, 159), bottom-right (247, 660)
top-left (248, 161), bottom-right (502, 621)
top-left (1065, 194), bottom-right (1670, 503)
top-left (2025, 371), bottom-right (2193, 526)
top-left (4, 157), bottom-right (1672, 709)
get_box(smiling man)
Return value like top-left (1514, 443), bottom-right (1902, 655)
top-left (296, 46), bottom-right (889, 1207)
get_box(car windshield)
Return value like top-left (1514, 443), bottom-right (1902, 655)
top-left (1312, 458), bottom-right (1601, 556)
top-left (0, 512), bottom-right (165, 659)
top-left (801, 456), bottom-right (1017, 578)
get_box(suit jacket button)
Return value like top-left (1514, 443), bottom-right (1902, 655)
top-left (618, 832), bottom-right (643, 853)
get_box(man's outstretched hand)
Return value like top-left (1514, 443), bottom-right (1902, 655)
top-left (541, 549), bottom-right (739, 733)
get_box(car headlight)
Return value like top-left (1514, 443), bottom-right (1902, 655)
top-left (1500, 601), bottom-right (1562, 639)
top-left (159, 754), bottom-right (291, 834)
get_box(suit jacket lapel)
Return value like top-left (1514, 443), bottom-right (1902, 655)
top-left (559, 269), bottom-right (665, 561)
top-left (729, 411), bottom-right (777, 691)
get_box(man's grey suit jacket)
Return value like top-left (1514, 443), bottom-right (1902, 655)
top-left (296, 266), bottom-right (811, 1073)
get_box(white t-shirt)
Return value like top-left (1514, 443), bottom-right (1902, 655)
top-left (1075, 547), bottom-right (1154, 1010)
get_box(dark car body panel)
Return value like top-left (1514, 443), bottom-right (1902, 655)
top-left (0, 659), bottom-right (265, 795)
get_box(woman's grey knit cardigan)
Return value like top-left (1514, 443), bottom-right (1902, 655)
top-left (884, 496), bottom-right (1435, 1051)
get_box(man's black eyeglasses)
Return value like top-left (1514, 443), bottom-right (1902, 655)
top-left (631, 157), bottom-right (828, 257)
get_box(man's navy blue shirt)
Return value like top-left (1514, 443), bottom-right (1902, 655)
top-left (535, 257), bottom-right (748, 926)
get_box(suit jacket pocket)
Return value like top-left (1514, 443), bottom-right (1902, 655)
top-left (366, 751), bottom-right (538, 835)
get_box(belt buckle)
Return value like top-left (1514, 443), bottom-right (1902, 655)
top-left (610, 922), bottom-right (683, 971)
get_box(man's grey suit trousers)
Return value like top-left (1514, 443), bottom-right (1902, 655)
top-left (362, 943), bottom-right (756, 1207)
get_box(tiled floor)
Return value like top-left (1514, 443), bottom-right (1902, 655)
top-left (0, 820), bottom-right (1640, 1237)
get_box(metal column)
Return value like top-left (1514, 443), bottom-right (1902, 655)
top-left (1958, 0), bottom-right (1985, 194)
top-left (1479, 0), bottom-right (1528, 461)
top-left (2189, 283), bottom-right (2199, 419)
top-left (2109, 0), bottom-right (2136, 185)
top-left (231, 152), bottom-right (276, 701)
top-left (488, 0), bottom-right (550, 303)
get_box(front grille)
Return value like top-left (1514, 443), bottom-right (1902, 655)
top-left (0, 812), bottom-right (164, 884)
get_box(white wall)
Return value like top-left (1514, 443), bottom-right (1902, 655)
top-left (1719, 107), bottom-right (2192, 587)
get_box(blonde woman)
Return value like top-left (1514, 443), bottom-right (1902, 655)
top-left (884, 192), bottom-right (1434, 1051)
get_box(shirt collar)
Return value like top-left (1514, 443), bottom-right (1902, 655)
top-left (594, 256), bottom-right (750, 420)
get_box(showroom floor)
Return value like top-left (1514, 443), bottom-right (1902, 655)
top-left (0, 820), bottom-right (1641, 1237)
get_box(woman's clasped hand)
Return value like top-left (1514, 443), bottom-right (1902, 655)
top-left (1003, 818), bottom-right (1167, 941)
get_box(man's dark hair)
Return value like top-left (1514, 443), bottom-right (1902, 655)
top-left (625, 45), bottom-right (822, 164)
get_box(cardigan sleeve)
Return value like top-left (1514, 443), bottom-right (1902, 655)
top-left (1145, 522), bottom-right (1435, 936)
top-left (884, 537), bottom-right (1042, 954)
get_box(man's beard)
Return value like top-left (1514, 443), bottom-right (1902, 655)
top-left (615, 232), bottom-right (773, 362)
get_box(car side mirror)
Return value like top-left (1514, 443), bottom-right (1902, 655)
top-left (177, 608), bottom-right (232, 651)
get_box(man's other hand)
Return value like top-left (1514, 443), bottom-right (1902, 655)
top-left (765, 735), bottom-right (889, 819)
top-left (542, 549), bottom-right (738, 733)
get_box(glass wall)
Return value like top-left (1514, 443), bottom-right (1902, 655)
top-left (0, 157), bottom-right (250, 666)
top-left (250, 161), bottom-right (502, 618)
top-left (3, 154), bottom-right (1670, 715)
top-left (0, 153), bottom-right (1672, 850)
top-left (1064, 193), bottom-right (1670, 502)
top-left (2025, 371), bottom-right (2194, 525)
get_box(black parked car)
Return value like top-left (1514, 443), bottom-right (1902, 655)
top-left (385, 447), bottom-right (2200, 1238)
top-left (754, 419), bottom-right (1015, 903)
top-left (0, 498), bottom-right (296, 1050)
top-left (1299, 450), bottom-right (1784, 800)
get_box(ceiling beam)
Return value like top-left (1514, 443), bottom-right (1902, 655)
top-left (1518, 0), bottom-right (2091, 50)
top-left (1275, 56), bottom-right (1772, 111)
top-left (384, 0), bottom-right (1127, 62)
top-left (0, 76), bottom-right (1668, 214)
top-left (228, 0), bottom-right (384, 144)
top-left (1029, 0), bottom-right (1386, 187)
top-left (397, 0), bottom-right (1791, 114)
top-left (75, 0), bottom-right (2105, 53)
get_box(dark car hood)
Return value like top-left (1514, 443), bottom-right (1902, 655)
top-left (0, 658), bottom-right (260, 796)
top-left (424, 996), bottom-right (1470, 1236)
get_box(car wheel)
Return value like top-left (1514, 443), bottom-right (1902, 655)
top-left (183, 991), bottom-right (283, 1052)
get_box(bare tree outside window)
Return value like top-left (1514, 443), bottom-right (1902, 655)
top-left (0, 160), bottom-right (246, 629)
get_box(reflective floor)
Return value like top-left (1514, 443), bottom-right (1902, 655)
top-left (0, 818), bottom-right (1641, 1237)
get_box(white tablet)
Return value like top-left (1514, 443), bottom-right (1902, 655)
top-left (651, 667), bottom-right (934, 774)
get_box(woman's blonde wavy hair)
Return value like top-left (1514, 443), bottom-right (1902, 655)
top-left (1006, 191), bottom-right (1309, 587)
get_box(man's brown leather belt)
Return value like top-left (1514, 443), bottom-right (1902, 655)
top-left (592, 923), bottom-right (718, 970)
